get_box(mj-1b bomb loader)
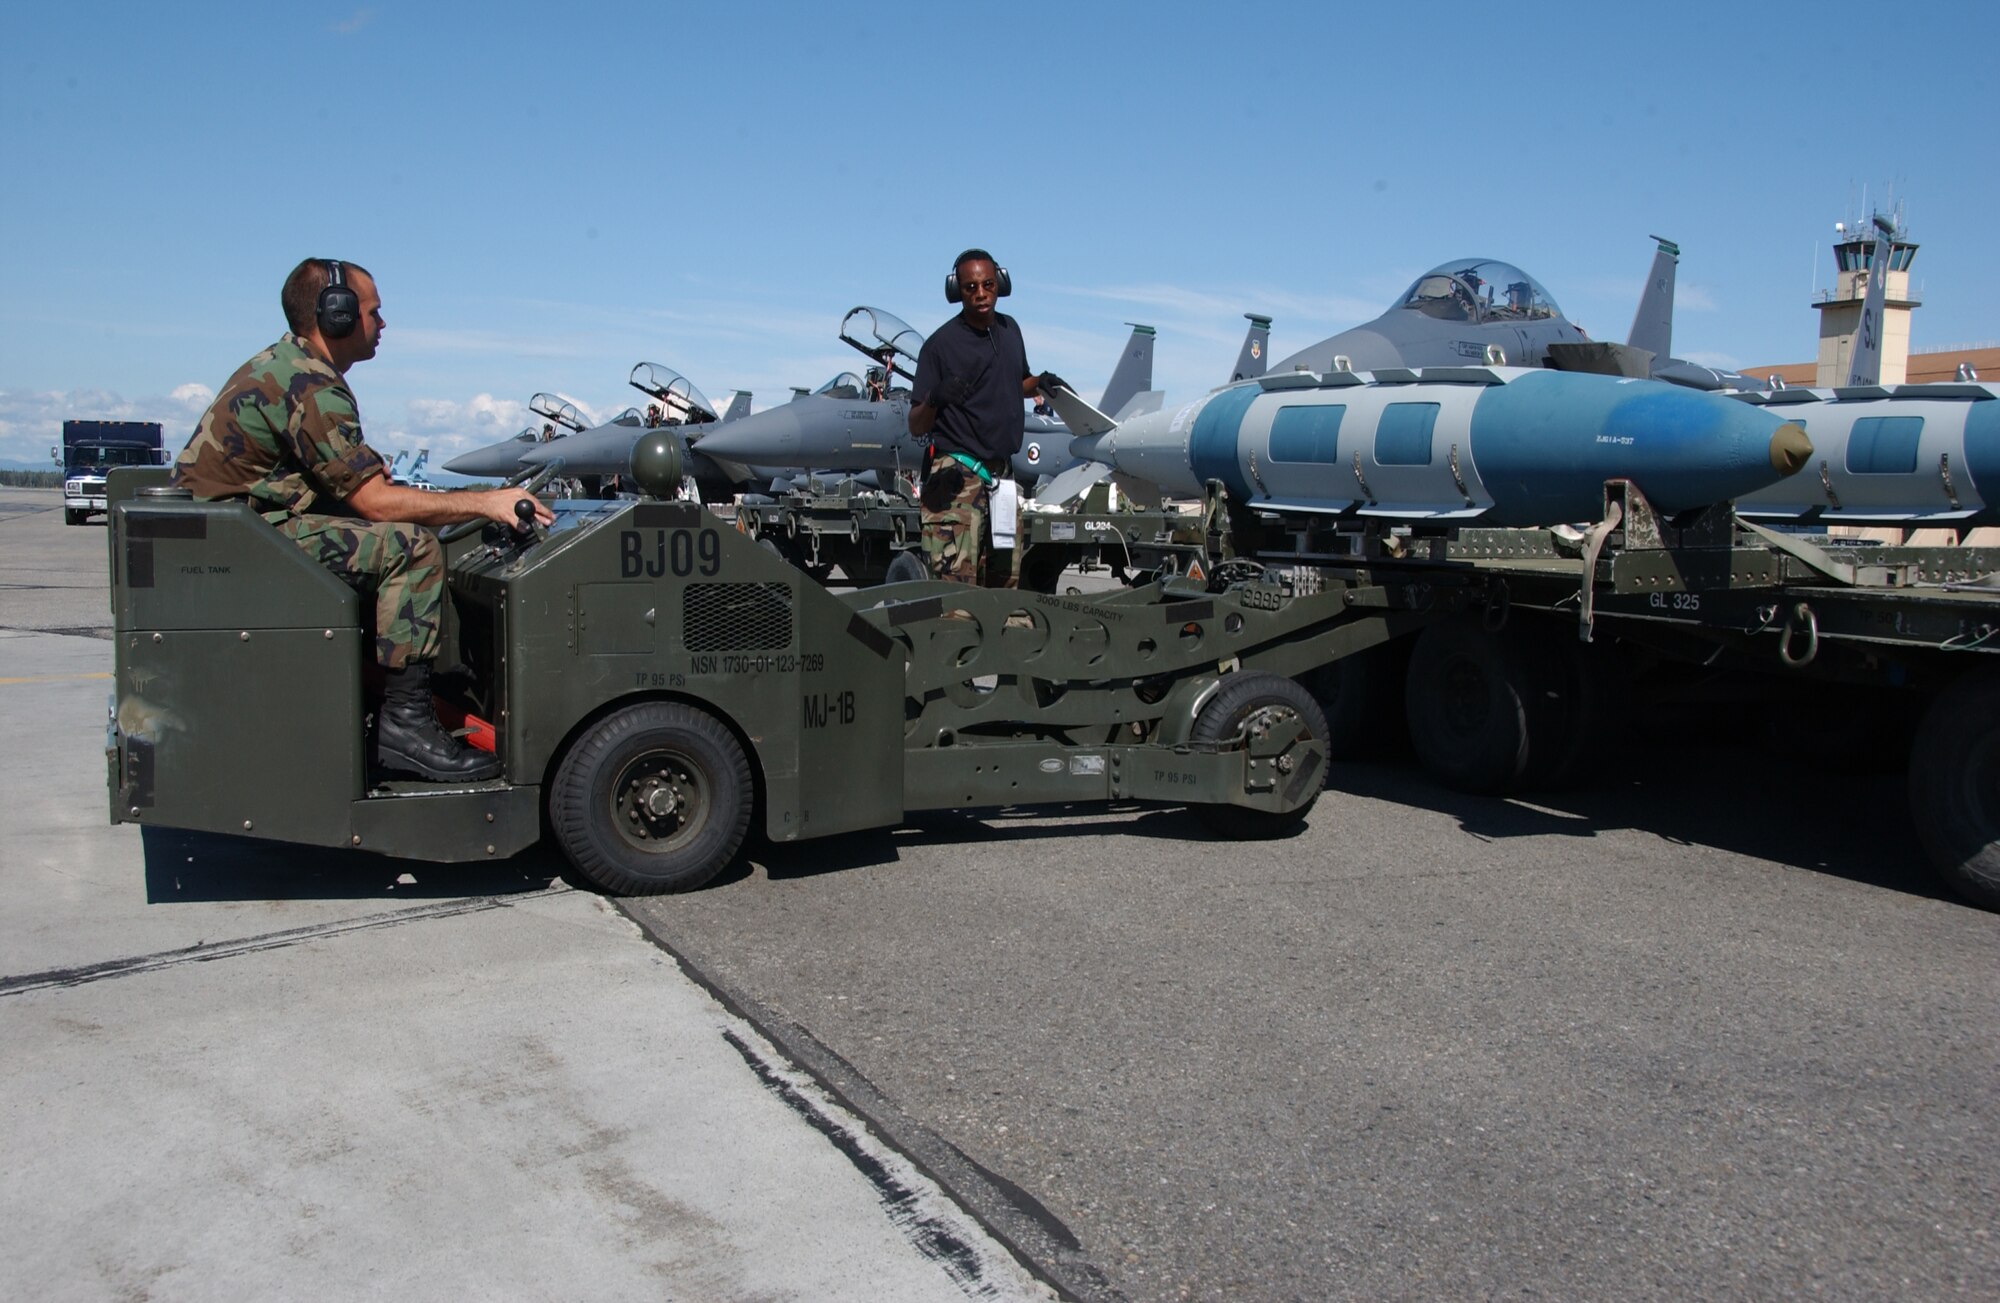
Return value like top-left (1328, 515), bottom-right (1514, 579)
top-left (102, 437), bottom-right (1396, 895)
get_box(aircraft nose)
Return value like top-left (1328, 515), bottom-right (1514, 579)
top-left (1768, 422), bottom-right (1813, 477)
top-left (689, 406), bottom-right (800, 462)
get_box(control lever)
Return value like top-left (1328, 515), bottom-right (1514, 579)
top-left (513, 497), bottom-right (540, 541)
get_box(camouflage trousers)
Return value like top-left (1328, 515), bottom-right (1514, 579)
top-left (919, 462), bottom-right (991, 585)
top-left (270, 512), bottom-right (444, 669)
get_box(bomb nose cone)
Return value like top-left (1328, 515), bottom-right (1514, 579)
top-left (1768, 422), bottom-right (1813, 477)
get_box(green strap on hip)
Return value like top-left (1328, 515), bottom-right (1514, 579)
top-left (947, 451), bottom-right (994, 485)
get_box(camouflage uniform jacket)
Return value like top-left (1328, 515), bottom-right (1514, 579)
top-left (172, 333), bottom-right (387, 519)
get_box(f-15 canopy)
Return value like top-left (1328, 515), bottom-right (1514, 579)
top-left (628, 363), bottom-right (719, 425)
top-left (838, 306), bottom-right (924, 381)
top-left (528, 393), bottom-right (588, 433)
top-left (1399, 260), bottom-right (1562, 324)
top-left (813, 371), bottom-right (867, 399)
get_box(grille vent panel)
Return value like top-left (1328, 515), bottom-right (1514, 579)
top-left (684, 582), bottom-right (793, 651)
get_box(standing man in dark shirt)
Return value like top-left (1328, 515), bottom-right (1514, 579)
top-left (909, 248), bottom-right (1065, 585)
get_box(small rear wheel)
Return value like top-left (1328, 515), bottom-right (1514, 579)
top-left (883, 549), bottom-right (928, 585)
top-left (1908, 668), bottom-right (2000, 909)
top-left (1299, 639), bottom-right (1409, 760)
top-left (1189, 671), bottom-right (1328, 839)
top-left (1404, 615), bottom-right (1557, 795)
top-left (549, 703), bottom-right (752, 895)
top-left (1017, 547), bottom-right (1068, 594)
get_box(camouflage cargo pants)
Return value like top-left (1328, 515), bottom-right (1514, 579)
top-left (919, 462), bottom-right (991, 586)
top-left (270, 512), bottom-right (444, 669)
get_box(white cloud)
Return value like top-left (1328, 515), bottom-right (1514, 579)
top-left (0, 385), bottom-right (212, 466)
top-left (380, 391), bottom-right (618, 459)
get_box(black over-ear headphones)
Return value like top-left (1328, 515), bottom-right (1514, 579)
top-left (944, 248), bottom-right (1011, 304)
top-left (317, 259), bottom-right (361, 339)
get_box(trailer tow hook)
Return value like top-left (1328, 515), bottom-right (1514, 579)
top-left (1778, 602), bottom-right (1819, 668)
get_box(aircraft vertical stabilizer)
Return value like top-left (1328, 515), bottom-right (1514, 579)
top-left (1096, 323), bottom-right (1155, 423)
top-left (1232, 314), bottom-right (1273, 382)
top-left (1844, 214), bottom-right (1895, 387)
top-left (719, 391), bottom-right (752, 423)
top-left (1626, 236), bottom-right (1678, 360)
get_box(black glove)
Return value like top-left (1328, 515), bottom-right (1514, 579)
top-left (1036, 371), bottom-right (1070, 395)
top-left (928, 374), bottom-right (977, 409)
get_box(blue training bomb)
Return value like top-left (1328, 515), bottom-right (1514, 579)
top-left (1063, 366), bottom-right (1812, 527)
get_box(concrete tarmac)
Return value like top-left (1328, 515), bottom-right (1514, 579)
top-left (630, 755), bottom-right (2000, 1301)
top-left (11, 484), bottom-right (1999, 1300)
top-left (0, 489), bottom-right (1051, 1302)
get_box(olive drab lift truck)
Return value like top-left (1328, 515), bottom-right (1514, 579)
top-left (101, 447), bottom-right (1376, 895)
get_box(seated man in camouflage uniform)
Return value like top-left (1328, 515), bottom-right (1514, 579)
top-left (172, 257), bottom-right (553, 782)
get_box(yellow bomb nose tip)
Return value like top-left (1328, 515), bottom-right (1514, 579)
top-left (1768, 422), bottom-right (1814, 477)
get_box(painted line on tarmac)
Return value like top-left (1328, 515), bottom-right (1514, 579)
top-left (619, 901), bottom-right (1116, 1303)
top-left (0, 890), bottom-right (565, 997)
top-left (720, 1027), bottom-right (1016, 1301)
top-left (0, 671), bottom-right (113, 686)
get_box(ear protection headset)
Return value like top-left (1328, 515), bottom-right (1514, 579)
top-left (944, 248), bottom-right (1011, 304)
top-left (317, 259), bottom-right (361, 339)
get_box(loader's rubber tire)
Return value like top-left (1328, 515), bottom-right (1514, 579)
top-left (549, 703), bottom-right (751, 895)
top-left (1188, 672), bottom-right (1328, 840)
top-left (1908, 668), bottom-right (2000, 910)
top-left (1514, 620), bottom-right (1618, 792)
top-left (1404, 615), bottom-right (1557, 796)
top-left (1298, 639), bottom-right (1409, 761)
top-left (883, 550), bottom-right (929, 585)
top-left (1017, 548), bottom-right (1068, 595)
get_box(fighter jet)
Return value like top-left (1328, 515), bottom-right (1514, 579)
top-left (520, 365), bottom-right (719, 472)
top-left (513, 364), bottom-right (779, 499)
top-left (687, 306), bottom-right (1161, 487)
top-left (441, 393), bottom-right (589, 478)
top-left (1267, 259), bottom-right (1588, 374)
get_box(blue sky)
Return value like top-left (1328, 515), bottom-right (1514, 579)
top-left (4, 2), bottom-right (1994, 469)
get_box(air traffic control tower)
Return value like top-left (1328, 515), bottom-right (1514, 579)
top-left (1814, 217), bottom-right (1919, 385)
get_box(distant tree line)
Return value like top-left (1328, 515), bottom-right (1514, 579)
top-left (0, 471), bottom-right (61, 488)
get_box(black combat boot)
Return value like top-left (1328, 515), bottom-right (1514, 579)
top-left (375, 662), bottom-right (502, 782)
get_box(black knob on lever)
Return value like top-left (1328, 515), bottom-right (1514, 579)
top-left (513, 497), bottom-right (539, 539)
